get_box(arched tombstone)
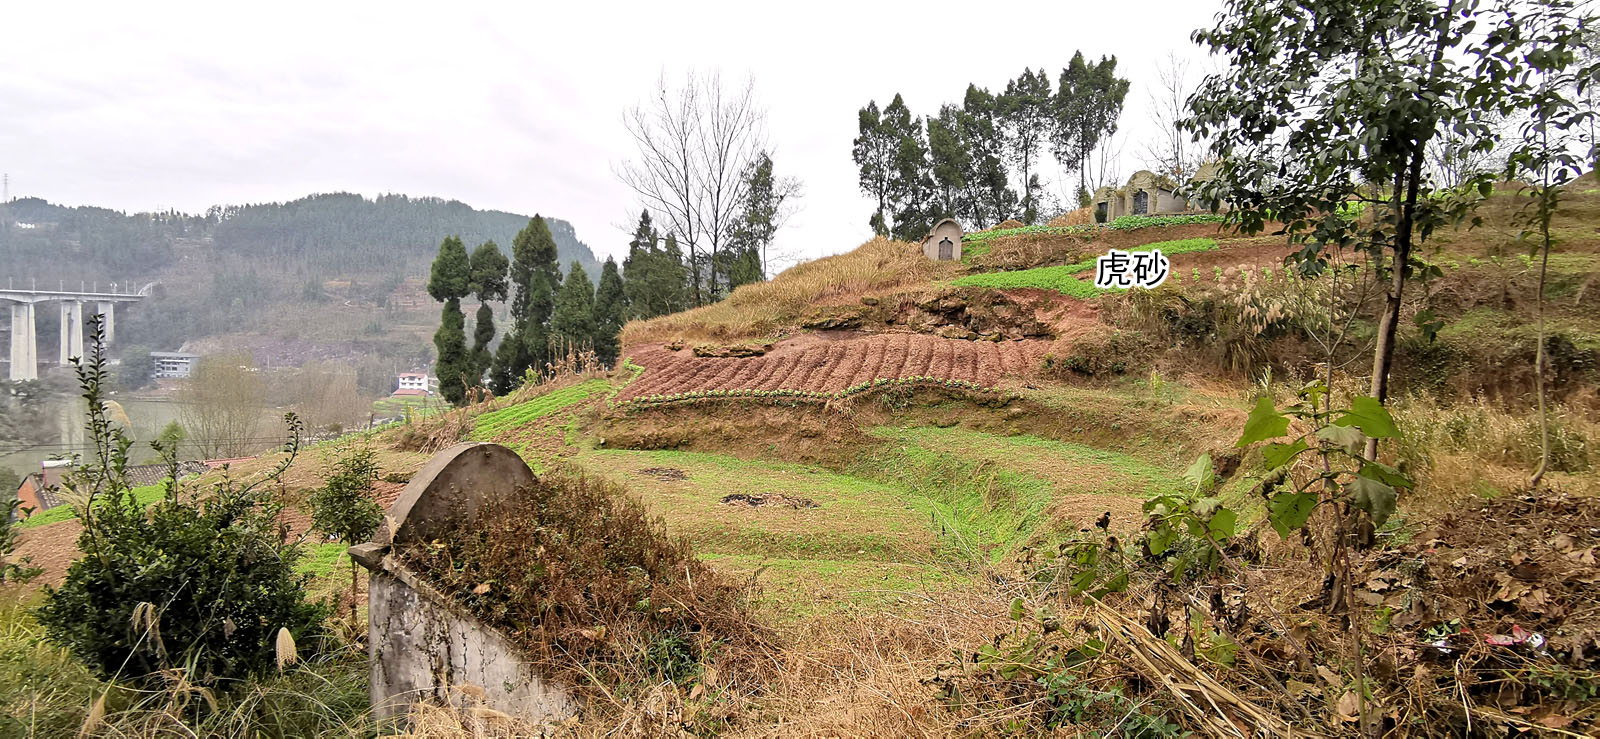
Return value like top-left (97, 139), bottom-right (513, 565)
top-left (349, 442), bottom-right (579, 725)
top-left (920, 218), bottom-right (964, 261)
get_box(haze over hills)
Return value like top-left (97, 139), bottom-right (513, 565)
top-left (0, 192), bottom-right (600, 386)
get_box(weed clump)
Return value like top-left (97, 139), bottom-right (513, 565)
top-left (399, 466), bottom-right (773, 698)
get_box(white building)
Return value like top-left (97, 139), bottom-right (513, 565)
top-left (151, 351), bottom-right (199, 379)
top-left (394, 372), bottom-right (436, 396)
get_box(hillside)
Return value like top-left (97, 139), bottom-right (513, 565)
top-left (0, 192), bottom-right (599, 391)
top-left (10, 184), bottom-right (1599, 735)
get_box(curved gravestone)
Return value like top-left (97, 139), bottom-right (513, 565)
top-left (350, 442), bottom-right (579, 724)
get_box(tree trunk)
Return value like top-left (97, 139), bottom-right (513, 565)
top-left (1530, 197), bottom-right (1552, 488)
top-left (1365, 154), bottom-right (1424, 461)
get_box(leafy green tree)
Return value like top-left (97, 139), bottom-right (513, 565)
top-left (960, 85), bottom-right (1019, 227)
top-left (593, 258), bottom-right (627, 366)
top-left (726, 151), bottom-right (798, 284)
top-left (1054, 53), bottom-right (1130, 206)
top-left (549, 262), bottom-right (596, 354)
top-left (882, 94), bottom-right (938, 240)
top-left (38, 325), bottom-right (326, 686)
top-left (308, 444), bottom-right (382, 624)
top-left (116, 345), bottom-right (156, 391)
top-left (157, 420), bottom-right (187, 457)
top-left (467, 240), bottom-right (509, 384)
top-left (853, 100), bottom-right (897, 236)
top-left (428, 236), bottom-right (472, 405)
top-left (1183, 0), bottom-right (1591, 459)
top-left (928, 105), bottom-right (973, 223)
top-left (1000, 69), bottom-right (1054, 223)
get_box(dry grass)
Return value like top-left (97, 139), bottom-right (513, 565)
top-left (621, 237), bottom-right (963, 346)
top-left (1048, 206), bottom-right (1095, 228)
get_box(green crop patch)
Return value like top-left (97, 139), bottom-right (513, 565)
top-left (952, 238), bottom-right (1219, 296)
top-left (20, 483), bottom-right (167, 529)
top-left (470, 379), bottom-right (608, 441)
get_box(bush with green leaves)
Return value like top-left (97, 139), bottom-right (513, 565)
top-left (308, 443), bottom-right (383, 623)
top-left (1, 497), bottom-right (43, 586)
top-left (35, 320), bottom-right (328, 687)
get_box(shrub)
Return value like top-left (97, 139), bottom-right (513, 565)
top-left (35, 322), bottom-right (328, 687)
top-left (308, 444), bottom-right (383, 623)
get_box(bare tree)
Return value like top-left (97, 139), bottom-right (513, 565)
top-left (178, 353), bottom-right (266, 459)
top-left (1426, 112), bottom-right (1509, 188)
top-left (618, 72), bottom-right (769, 305)
top-left (1142, 53), bottom-right (1206, 182)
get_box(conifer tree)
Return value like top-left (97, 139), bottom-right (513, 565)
top-left (507, 216), bottom-right (563, 381)
top-left (622, 210), bottom-right (659, 319)
top-left (593, 258), bottom-right (626, 366)
top-left (549, 262), bottom-right (595, 355)
top-left (852, 100), bottom-right (896, 236)
top-left (961, 85), bottom-right (1018, 226)
top-left (882, 94), bottom-right (937, 241)
top-left (428, 236), bottom-right (472, 405)
top-left (1000, 69), bottom-right (1054, 223)
top-left (467, 240), bottom-right (508, 386)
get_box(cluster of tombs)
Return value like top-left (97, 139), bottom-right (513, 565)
top-left (917, 166), bottom-right (1219, 261)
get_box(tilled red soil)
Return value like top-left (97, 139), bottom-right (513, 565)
top-left (618, 333), bottom-right (1048, 402)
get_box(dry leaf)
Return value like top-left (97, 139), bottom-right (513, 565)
top-left (472, 582), bottom-right (492, 595)
top-left (1316, 665), bottom-right (1342, 686)
top-left (1335, 692), bottom-right (1361, 722)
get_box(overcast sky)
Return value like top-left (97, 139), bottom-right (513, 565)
top-left (2, 1), bottom-right (1223, 269)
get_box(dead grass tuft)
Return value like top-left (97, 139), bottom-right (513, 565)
top-left (1048, 207), bottom-right (1095, 228)
top-left (622, 237), bottom-right (963, 346)
top-left (399, 465), bottom-right (778, 707)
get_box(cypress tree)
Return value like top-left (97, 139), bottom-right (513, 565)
top-left (622, 211), bottom-right (658, 319)
top-left (427, 236), bottom-right (472, 405)
top-left (593, 257), bottom-right (626, 366)
top-left (467, 240), bottom-right (509, 387)
top-left (549, 262), bottom-right (596, 356)
top-left (507, 216), bottom-right (563, 383)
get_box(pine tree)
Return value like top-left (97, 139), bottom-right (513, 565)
top-left (593, 258), bottom-right (626, 366)
top-left (882, 94), bottom-right (937, 241)
top-left (428, 236), bottom-right (472, 405)
top-left (928, 105), bottom-right (972, 222)
top-left (622, 211), bottom-right (659, 319)
top-left (725, 151), bottom-right (795, 287)
top-left (657, 234), bottom-right (690, 315)
top-left (961, 85), bottom-right (1019, 226)
top-left (467, 240), bottom-right (509, 386)
top-left (1054, 53), bottom-right (1130, 206)
top-left (549, 262), bottom-right (595, 356)
top-left (1000, 69), bottom-right (1054, 223)
top-left (852, 101), bottom-right (896, 236)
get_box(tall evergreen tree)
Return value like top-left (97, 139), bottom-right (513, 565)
top-left (852, 100), bottom-right (896, 236)
top-left (928, 105), bottom-right (972, 222)
top-left (427, 236), bottom-right (472, 405)
top-left (656, 233), bottom-right (690, 316)
top-left (725, 151), bottom-right (796, 286)
top-left (467, 240), bottom-right (508, 386)
top-left (1054, 53), bottom-right (1130, 206)
top-left (622, 210), bottom-right (659, 319)
top-left (883, 94), bottom-right (937, 241)
top-left (593, 258), bottom-right (626, 366)
top-left (960, 85), bottom-right (1019, 227)
top-left (1000, 69), bottom-right (1054, 223)
top-left (549, 262), bottom-right (596, 355)
top-left (506, 216), bottom-right (563, 379)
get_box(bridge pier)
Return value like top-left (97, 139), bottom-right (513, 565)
top-left (2, 285), bottom-right (144, 383)
top-left (9, 303), bottom-right (37, 382)
top-left (58, 301), bottom-right (84, 364)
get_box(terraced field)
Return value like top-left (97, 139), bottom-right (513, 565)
top-left (616, 334), bottom-right (1048, 403)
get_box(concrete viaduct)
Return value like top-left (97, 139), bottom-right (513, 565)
top-left (2, 279), bottom-right (150, 382)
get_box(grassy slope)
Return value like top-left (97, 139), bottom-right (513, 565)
top-left (951, 238), bottom-right (1219, 296)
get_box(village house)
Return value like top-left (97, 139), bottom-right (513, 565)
top-left (393, 372), bottom-right (436, 397)
top-left (12, 459), bottom-right (210, 517)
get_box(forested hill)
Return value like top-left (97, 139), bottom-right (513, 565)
top-left (0, 192), bottom-right (599, 282)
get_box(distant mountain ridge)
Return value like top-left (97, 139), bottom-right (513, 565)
top-left (0, 191), bottom-right (600, 282)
